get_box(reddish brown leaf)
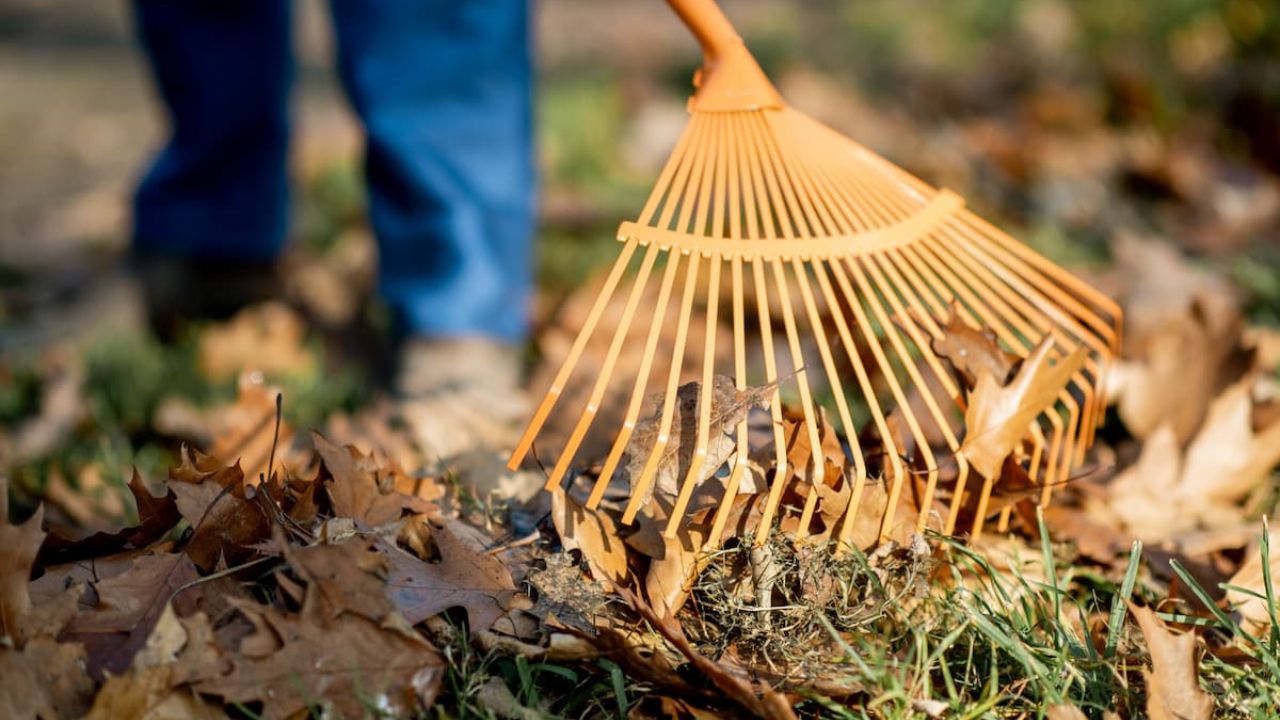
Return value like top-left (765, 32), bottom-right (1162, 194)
top-left (66, 552), bottom-right (201, 678)
top-left (194, 601), bottom-right (442, 720)
top-left (382, 520), bottom-right (516, 631)
top-left (313, 430), bottom-right (437, 526)
top-left (38, 470), bottom-right (182, 567)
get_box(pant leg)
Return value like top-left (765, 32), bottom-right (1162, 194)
top-left (133, 0), bottom-right (293, 262)
top-left (329, 0), bottom-right (535, 342)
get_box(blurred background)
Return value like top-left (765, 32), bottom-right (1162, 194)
top-left (2, 0), bottom-right (1278, 514)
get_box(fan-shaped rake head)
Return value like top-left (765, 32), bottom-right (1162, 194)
top-left (509, 0), bottom-right (1121, 551)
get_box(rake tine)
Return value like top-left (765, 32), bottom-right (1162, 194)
top-left (590, 253), bottom-right (682, 509)
top-left (623, 252), bottom-right (702, 525)
top-left (509, 238), bottom-right (639, 471)
top-left (705, 254), bottom-right (749, 550)
top-left (664, 112), bottom-right (729, 539)
top-left (548, 245), bottom-right (660, 491)
top-left (750, 113), bottom-right (826, 542)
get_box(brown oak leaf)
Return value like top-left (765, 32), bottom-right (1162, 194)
top-left (381, 520), bottom-right (516, 631)
top-left (194, 600), bottom-right (442, 720)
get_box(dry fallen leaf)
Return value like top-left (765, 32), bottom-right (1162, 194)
top-left (960, 337), bottom-right (1086, 480)
top-left (194, 601), bottom-right (442, 720)
top-left (626, 376), bottom-right (770, 502)
top-left (168, 452), bottom-right (270, 573)
top-left (1045, 704), bottom-right (1088, 720)
top-left (1103, 377), bottom-right (1280, 543)
top-left (196, 301), bottom-right (315, 381)
top-left (1112, 298), bottom-right (1255, 443)
top-left (1224, 535), bottom-right (1280, 635)
top-left (381, 519), bottom-right (517, 631)
top-left (313, 430), bottom-right (437, 526)
top-left (0, 635), bottom-right (96, 719)
top-left (67, 552), bottom-right (201, 678)
top-left (550, 486), bottom-right (629, 588)
top-left (83, 607), bottom-right (228, 720)
top-left (207, 373), bottom-right (294, 485)
top-left (931, 303), bottom-right (1019, 389)
top-left (283, 536), bottom-right (398, 624)
top-left (1131, 604), bottom-right (1214, 720)
top-left (0, 487), bottom-right (47, 645)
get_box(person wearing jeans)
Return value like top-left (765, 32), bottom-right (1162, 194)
top-left (131, 0), bottom-right (535, 460)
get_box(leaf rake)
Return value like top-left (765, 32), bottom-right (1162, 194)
top-left (510, 0), bottom-right (1121, 550)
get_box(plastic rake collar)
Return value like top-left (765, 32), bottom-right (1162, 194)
top-left (509, 0), bottom-right (1121, 550)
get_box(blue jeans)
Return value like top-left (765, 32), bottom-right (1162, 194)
top-left (132, 0), bottom-right (535, 341)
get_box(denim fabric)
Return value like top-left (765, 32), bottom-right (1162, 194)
top-left (132, 0), bottom-right (535, 341)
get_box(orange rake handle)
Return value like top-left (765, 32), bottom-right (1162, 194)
top-left (665, 0), bottom-right (783, 111)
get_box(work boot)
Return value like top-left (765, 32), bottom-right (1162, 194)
top-left (133, 252), bottom-right (278, 340)
top-left (395, 337), bottom-right (528, 467)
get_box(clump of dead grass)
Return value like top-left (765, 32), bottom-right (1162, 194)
top-left (685, 533), bottom-right (936, 675)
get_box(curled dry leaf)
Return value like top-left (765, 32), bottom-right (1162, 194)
top-left (168, 452), bottom-right (270, 573)
top-left (931, 303), bottom-right (1019, 389)
top-left (960, 337), bottom-right (1086, 480)
top-left (313, 430), bottom-right (438, 526)
top-left (550, 486), bottom-right (629, 588)
top-left (1104, 377), bottom-right (1280, 543)
top-left (1130, 604), bottom-right (1214, 720)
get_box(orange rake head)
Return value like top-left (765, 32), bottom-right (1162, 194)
top-left (509, 0), bottom-right (1121, 550)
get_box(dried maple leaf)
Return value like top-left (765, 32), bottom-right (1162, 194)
top-left (1130, 605), bottom-right (1214, 720)
top-left (194, 600), bottom-right (442, 720)
top-left (313, 430), bottom-right (436, 526)
top-left (960, 338), bottom-right (1086, 480)
top-left (381, 519), bottom-right (516, 631)
top-left (1103, 377), bottom-right (1280, 543)
top-left (550, 486), bottom-right (628, 588)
